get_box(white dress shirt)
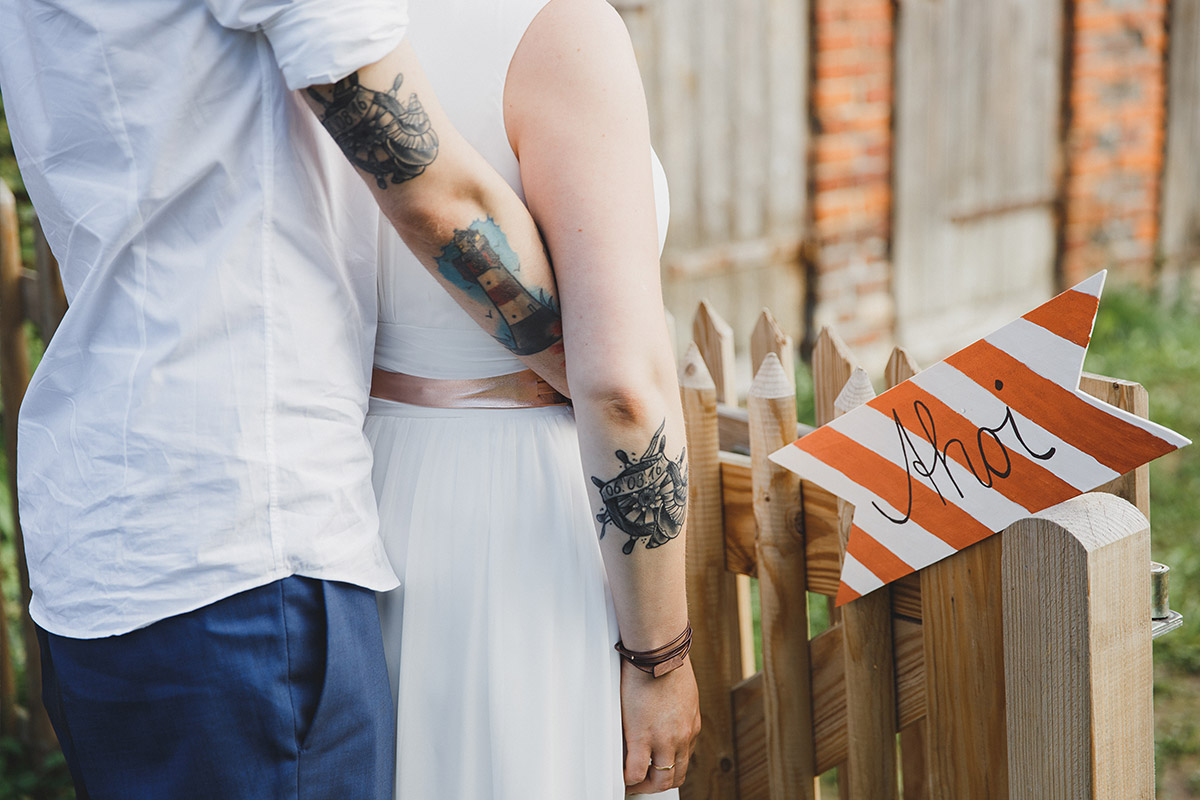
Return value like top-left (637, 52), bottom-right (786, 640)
top-left (0, 0), bottom-right (407, 637)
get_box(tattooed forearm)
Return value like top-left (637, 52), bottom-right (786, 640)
top-left (435, 218), bottom-right (563, 356)
top-left (591, 421), bottom-right (688, 554)
top-left (307, 73), bottom-right (438, 188)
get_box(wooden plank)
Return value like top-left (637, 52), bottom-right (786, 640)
top-left (735, 617), bottom-right (927, 782)
top-left (720, 403), bottom-right (813, 456)
top-left (810, 625), bottom-right (846, 774)
top-left (721, 451), bottom-right (758, 578)
top-left (680, 344), bottom-right (742, 800)
top-left (0, 181), bottom-right (55, 752)
top-left (884, 345), bottom-right (930, 798)
top-left (884, 346), bottom-right (921, 390)
top-left (800, 482), bottom-right (842, 597)
top-left (697, 0), bottom-right (732, 245)
top-left (736, 574), bottom-right (758, 683)
top-left (899, 713), bottom-right (932, 800)
top-left (1079, 373), bottom-right (1150, 521)
top-left (921, 536), bottom-right (1008, 799)
top-left (732, 0), bottom-right (767, 241)
top-left (718, 404), bottom-right (751, 454)
top-left (892, 0), bottom-right (1060, 363)
top-left (664, 306), bottom-right (679, 362)
top-left (750, 308), bottom-right (795, 394)
top-left (830, 373), bottom-right (897, 800)
top-left (1160, 0), bottom-right (1200, 298)
top-left (811, 326), bottom-right (855, 628)
top-left (655, 0), bottom-right (697, 250)
top-left (723, 456), bottom-right (837, 592)
top-left (663, 235), bottom-right (805, 281)
top-left (891, 574), bottom-right (921, 621)
top-left (1002, 493), bottom-right (1153, 798)
top-left (732, 671), bottom-right (770, 800)
top-left (764, 0), bottom-right (807, 234)
top-left (892, 617), bottom-right (926, 732)
top-left (812, 326), bottom-right (855, 428)
top-left (750, 354), bottom-right (816, 799)
top-left (33, 218), bottom-right (67, 342)
top-left (0, 181), bottom-right (21, 738)
top-left (693, 300), bottom-right (738, 405)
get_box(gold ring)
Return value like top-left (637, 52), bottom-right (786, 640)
top-left (651, 762), bottom-right (676, 771)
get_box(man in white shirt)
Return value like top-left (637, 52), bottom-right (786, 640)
top-left (0, 1), bottom-right (567, 796)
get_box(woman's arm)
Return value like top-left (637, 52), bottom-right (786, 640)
top-left (505, 0), bottom-right (699, 792)
top-left (302, 39), bottom-right (568, 393)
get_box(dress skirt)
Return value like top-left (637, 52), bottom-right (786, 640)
top-left (366, 398), bottom-right (678, 800)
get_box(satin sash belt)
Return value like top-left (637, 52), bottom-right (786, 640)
top-left (370, 368), bottom-right (569, 409)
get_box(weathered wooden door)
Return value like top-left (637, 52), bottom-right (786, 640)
top-left (1161, 0), bottom-right (1200, 299)
top-left (614, 0), bottom-right (810, 364)
top-left (893, 0), bottom-right (1061, 364)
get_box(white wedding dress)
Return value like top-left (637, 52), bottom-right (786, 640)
top-left (366, 1), bottom-right (677, 797)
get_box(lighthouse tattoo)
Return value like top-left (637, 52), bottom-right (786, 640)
top-left (591, 421), bottom-right (688, 554)
top-left (435, 218), bottom-right (563, 356)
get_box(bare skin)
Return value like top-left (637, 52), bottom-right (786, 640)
top-left (301, 40), bottom-right (569, 394)
top-left (505, 0), bottom-right (700, 792)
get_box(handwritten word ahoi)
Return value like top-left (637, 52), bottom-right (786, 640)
top-left (876, 380), bottom-right (1056, 526)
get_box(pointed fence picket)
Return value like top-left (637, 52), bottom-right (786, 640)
top-left (681, 301), bottom-right (1156, 800)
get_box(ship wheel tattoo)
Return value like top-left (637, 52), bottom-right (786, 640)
top-left (591, 421), bottom-right (688, 554)
top-left (308, 72), bottom-right (439, 188)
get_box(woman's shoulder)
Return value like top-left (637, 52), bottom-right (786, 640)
top-left (515, 0), bottom-right (633, 66)
top-left (504, 0), bottom-right (643, 152)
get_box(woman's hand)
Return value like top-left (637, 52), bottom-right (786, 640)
top-left (620, 657), bottom-right (701, 794)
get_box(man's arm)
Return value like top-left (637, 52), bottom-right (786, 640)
top-left (300, 40), bottom-right (568, 393)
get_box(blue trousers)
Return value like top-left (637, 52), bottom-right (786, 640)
top-left (37, 577), bottom-right (394, 799)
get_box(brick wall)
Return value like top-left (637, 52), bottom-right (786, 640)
top-left (807, 0), bottom-right (895, 368)
top-left (804, 0), bottom-right (1172, 363)
top-left (1061, 0), bottom-right (1168, 287)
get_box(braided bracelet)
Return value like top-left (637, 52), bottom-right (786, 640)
top-left (614, 622), bottom-right (692, 678)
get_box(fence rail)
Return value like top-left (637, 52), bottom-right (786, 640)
top-left (679, 302), bottom-right (1155, 799)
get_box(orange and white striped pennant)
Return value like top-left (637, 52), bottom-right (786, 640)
top-left (769, 272), bottom-right (1190, 606)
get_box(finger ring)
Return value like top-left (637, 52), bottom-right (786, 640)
top-left (650, 762), bottom-right (676, 771)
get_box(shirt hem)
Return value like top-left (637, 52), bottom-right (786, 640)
top-left (29, 566), bottom-right (400, 640)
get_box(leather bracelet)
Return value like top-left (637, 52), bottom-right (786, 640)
top-left (614, 622), bottom-right (692, 678)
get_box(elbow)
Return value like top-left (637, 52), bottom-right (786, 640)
top-left (382, 171), bottom-right (490, 252)
top-left (576, 380), bottom-right (669, 431)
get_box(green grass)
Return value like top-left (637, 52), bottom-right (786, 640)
top-left (1081, 285), bottom-right (1200, 796)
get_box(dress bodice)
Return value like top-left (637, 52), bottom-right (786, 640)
top-left (375, 0), bottom-right (669, 379)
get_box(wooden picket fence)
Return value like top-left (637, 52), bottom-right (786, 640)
top-left (0, 179), bottom-right (64, 756)
top-left (676, 302), bottom-right (1156, 800)
top-left (0, 174), bottom-right (1158, 794)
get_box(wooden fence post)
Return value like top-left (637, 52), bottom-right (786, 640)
top-left (1080, 373), bottom-right (1150, 520)
top-left (884, 346), bottom-right (931, 800)
top-left (32, 218), bottom-right (67, 341)
top-left (693, 300), bottom-right (737, 405)
top-left (1, 179), bottom-right (56, 752)
top-left (681, 344), bottom-right (742, 800)
top-left (831, 369), bottom-right (898, 800)
top-left (692, 302), bottom-right (757, 679)
top-left (1002, 493), bottom-right (1154, 798)
top-left (750, 309), bottom-right (794, 393)
top-left (921, 534), bottom-right (1008, 798)
top-left (749, 354), bottom-right (816, 799)
top-left (0, 181), bottom-right (22, 738)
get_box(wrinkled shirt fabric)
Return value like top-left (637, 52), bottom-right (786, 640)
top-left (0, 0), bottom-right (407, 637)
